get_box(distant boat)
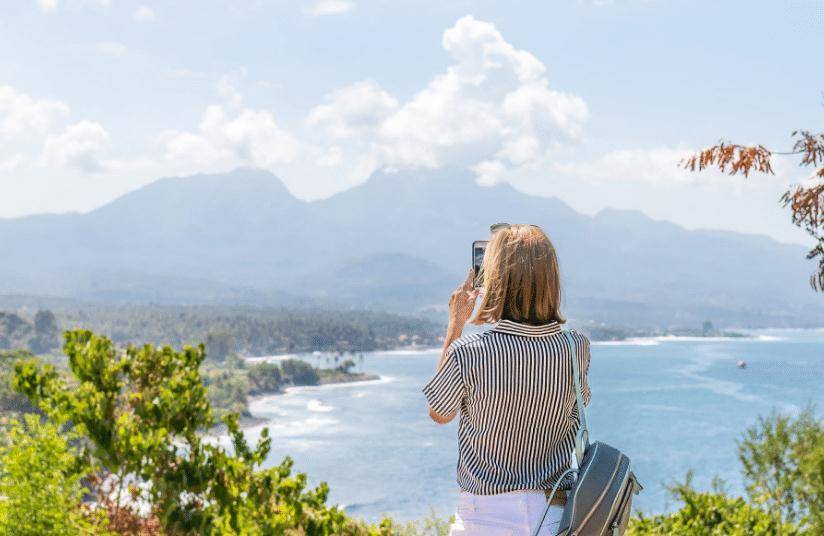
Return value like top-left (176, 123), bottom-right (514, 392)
top-left (737, 360), bottom-right (747, 369)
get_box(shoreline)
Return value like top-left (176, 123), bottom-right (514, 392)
top-left (208, 372), bottom-right (382, 434)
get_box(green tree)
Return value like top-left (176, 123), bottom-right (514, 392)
top-left (28, 310), bottom-right (60, 354)
top-left (338, 359), bottom-right (357, 374)
top-left (631, 409), bottom-right (824, 535)
top-left (629, 475), bottom-right (795, 535)
top-left (205, 330), bottom-right (234, 362)
top-left (12, 330), bottom-right (378, 535)
top-left (0, 312), bottom-right (31, 350)
top-left (281, 358), bottom-right (320, 385)
top-left (0, 415), bottom-right (106, 535)
top-left (738, 407), bottom-right (824, 533)
top-left (248, 362), bottom-right (283, 395)
top-left (0, 349), bottom-right (37, 415)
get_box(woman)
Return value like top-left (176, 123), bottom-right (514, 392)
top-left (422, 224), bottom-right (591, 536)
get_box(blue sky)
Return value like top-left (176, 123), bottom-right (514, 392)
top-left (1, 0), bottom-right (823, 245)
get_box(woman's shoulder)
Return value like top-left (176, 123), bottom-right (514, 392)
top-left (445, 331), bottom-right (492, 355)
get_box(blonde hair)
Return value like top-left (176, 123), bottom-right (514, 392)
top-left (471, 224), bottom-right (565, 326)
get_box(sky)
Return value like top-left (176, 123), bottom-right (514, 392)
top-left (1, 0), bottom-right (823, 245)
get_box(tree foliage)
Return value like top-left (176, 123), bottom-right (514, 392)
top-left (629, 475), bottom-right (794, 536)
top-left (682, 130), bottom-right (824, 290)
top-left (0, 415), bottom-right (107, 535)
top-left (631, 409), bottom-right (824, 535)
top-left (10, 330), bottom-right (384, 535)
top-left (50, 305), bottom-right (441, 357)
top-left (738, 407), bottom-right (824, 533)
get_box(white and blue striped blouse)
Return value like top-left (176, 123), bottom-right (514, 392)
top-left (422, 319), bottom-right (591, 495)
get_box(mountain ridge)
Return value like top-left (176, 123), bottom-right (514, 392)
top-left (1, 167), bottom-right (820, 327)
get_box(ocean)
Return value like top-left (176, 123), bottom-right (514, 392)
top-left (236, 329), bottom-right (824, 523)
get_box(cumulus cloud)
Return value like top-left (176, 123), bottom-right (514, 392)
top-left (305, 15), bottom-right (589, 183)
top-left (148, 16), bottom-right (589, 192)
top-left (0, 85), bottom-right (71, 139)
top-left (133, 5), bottom-right (155, 22)
top-left (37, 0), bottom-right (58, 12)
top-left (42, 120), bottom-right (111, 173)
top-left (159, 105), bottom-right (301, 171)
top-left (304, 0), bottom-right (354, 16)
top-left (307, 80), bottom-right (398, 138)
top-left (1, 85), bottom-right (113, 175)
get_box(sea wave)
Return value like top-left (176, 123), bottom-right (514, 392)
top-left (245, 353), bottom-right (301, 363)
top-left (592, 339), bottom-right (661, 346)
top-left (307, 399), bottom-right (335, 412)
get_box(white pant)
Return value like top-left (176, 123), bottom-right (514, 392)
top-left (448, 490), bottom-right (564, 536)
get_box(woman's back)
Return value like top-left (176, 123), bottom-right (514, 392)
top-left (424, 319), bottom-right (591, 495)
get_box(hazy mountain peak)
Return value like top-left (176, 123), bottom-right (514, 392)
top-left (0, 167), bottom-right (820, 326)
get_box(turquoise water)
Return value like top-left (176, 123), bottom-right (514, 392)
top-left (239, 329), bottom-right (824, 523)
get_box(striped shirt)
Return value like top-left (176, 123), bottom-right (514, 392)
top-left (422, 319), bottom-right (591, 495)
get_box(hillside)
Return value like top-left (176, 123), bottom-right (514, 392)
top-left (1, 168), bottom-right (820, 327)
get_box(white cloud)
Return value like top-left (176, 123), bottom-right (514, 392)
top-left (37, 0), bottom-right (58, 12)
top-left (133, 5), bottom-right (155, 22)
top-left (307, 80), bottom-right (397, 138)
top-left (0, 85), bottom-right (70, 139)
top-left (472, 159), bottom-right (508, 186)
top-left (306, 15), bottom-right (589, 182)
top-left (36, 0), bottom-right (110, 11)
top-left (42, 120), bottom-right (111, 173)
top-left (217, 68), bottom-right (248, 108)
top-left (158, 105), bottom-right (301, 171)
top-left (304, 0), bottom-right (354, 16)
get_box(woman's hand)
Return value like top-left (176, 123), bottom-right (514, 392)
top-left (447, 268), bottom-right (480, 338)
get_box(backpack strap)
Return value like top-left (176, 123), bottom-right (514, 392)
top-left (532, 331), bottom-right (590, 536)
top-left (563, 330), bottom-right (589, 467)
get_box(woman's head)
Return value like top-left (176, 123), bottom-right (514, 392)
top-left (471, 224), bottom-right (565, 326)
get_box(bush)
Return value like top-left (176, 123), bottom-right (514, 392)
top-left (0, 415), bottom-right (107, 535)
top-left (248, 362), bottom-right (283, 395)
top-left (0, 349), bottom-right (37, 415)
top-left (280, 358), bottom-right (320, 385)
top-left (10, 330), bottom-right (384, 535)
top-left (629, 475), bottom-right (795, 535)
top-left (631, 408), bottom-right (824, 535)
top-left (738, 407), bottom-right (824, 533)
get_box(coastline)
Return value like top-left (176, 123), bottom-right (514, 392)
top-left (208, 372), bottom-right (382, 434)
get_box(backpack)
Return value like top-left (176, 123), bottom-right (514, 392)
top-left (533, 331), bottom-right (643, 536)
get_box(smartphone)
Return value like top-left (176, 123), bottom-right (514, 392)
top-left (472, 240), bottom-right (488, 288)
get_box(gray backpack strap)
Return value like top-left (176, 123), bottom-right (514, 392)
top-left (564, 330), bottom-right (589, 467)
top-left (532, 331), bottom-right (590, 536)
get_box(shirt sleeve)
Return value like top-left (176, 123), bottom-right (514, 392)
top-left (570, 332), bottom-right (592, 427)
top-left (422, 345), bottom-right (464, 417)
top-left (578, 333), bottom-right (592, 406)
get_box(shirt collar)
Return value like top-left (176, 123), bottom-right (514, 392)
top-left (489, 319), bottom-right (562, 337)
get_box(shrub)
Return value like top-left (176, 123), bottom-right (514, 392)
top-left (0, 415), bottom-right (108, 535)
top-left (248, 362), bottom-right (283, 395)
top-left (281, 358), bottom-right (320, 385)
top-left (12, 330), bottom-right (374, 535)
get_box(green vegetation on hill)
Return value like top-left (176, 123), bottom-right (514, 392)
top-left (204, 357), bottom-right (377, 420)
top-left (581, 319), bottom-right (747, 342)
top-left (18, 305), bottom-right (442, 356)
top-left (0, 310), bottom-right (60, 354)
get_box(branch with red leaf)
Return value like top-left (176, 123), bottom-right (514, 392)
top-left (681, 130), bottom-right (824, 291)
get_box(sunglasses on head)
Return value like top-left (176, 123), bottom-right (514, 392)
top-left (489, 223), bottom-right (540, 233)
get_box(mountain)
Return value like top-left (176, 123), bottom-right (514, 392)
top-left (1, 168), bottom-right (821, 327)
